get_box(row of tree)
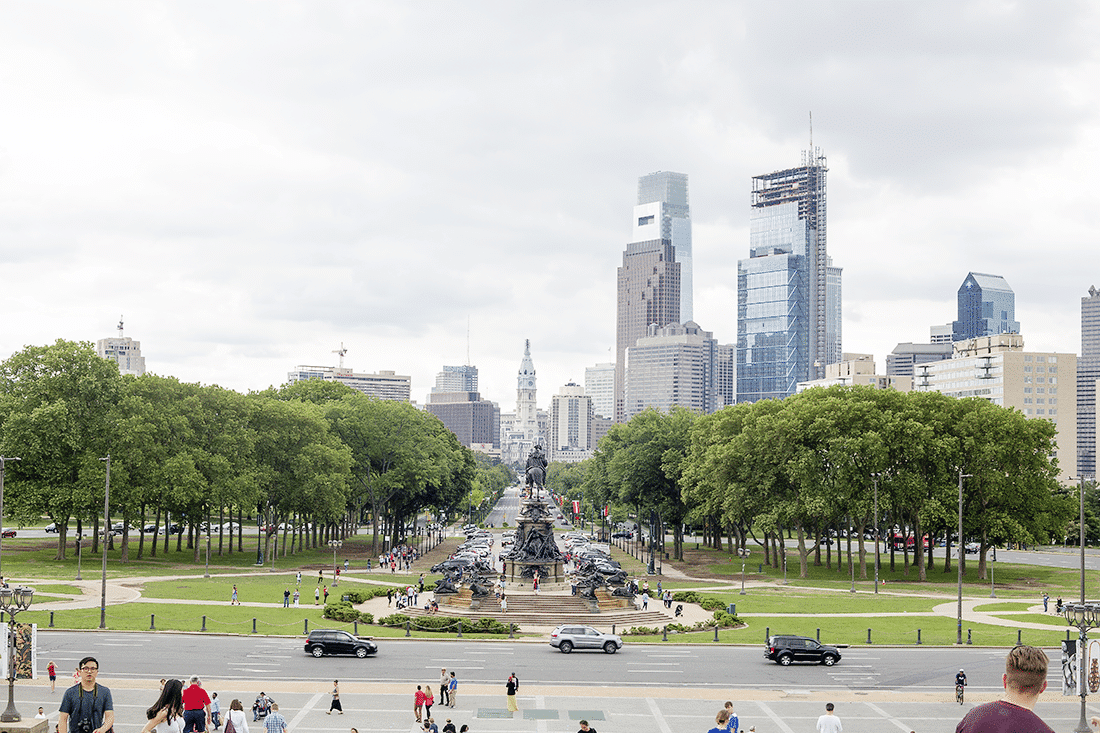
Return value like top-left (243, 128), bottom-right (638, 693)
top-left (0, 340), bottom-right (503, 562)
top-left (548, 386), bottom-right (1077, 581)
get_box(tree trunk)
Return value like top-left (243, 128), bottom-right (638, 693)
top-left (796, 523), bottom-right (808, 578)
top-left (54, 519), bottom-right (68, 561)
top-left (914, 515), bottom-right (926, 582)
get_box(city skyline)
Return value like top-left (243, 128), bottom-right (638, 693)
top-left (1, 3), bottom-right (1096, 410)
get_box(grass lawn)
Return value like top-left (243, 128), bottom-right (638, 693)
top-left (985, 613), bottom-right (1067, 627)
top-left (691, 588), bottom-right (944, 614)
top-left (141, 575), bottom-right (413, 603)
top-left (971, 601), bottom-right (1039, 612)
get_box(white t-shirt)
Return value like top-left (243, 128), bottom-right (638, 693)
top-left (817, 713), bottom-right (843, 733)
top-left (226, 709), bottom-right (250, 733)
top-left (154, 714), bottom-right (185, 733)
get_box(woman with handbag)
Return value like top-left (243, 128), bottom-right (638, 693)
top-left (223, 700), bottom-right (249, 733)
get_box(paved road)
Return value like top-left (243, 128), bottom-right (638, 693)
top-left (486, 485), bottom-right (573, 531)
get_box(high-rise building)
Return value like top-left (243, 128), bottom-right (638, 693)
top-left (951, 272), bottom-right (1020, 342)
top-left (548, 382), bottom-right (594, 463)
top-left (737, 148), bottom-right (838, 402)
top-left (886, 342), bottom-right (953, 377)
top-left (915, 333), bottom-right (1076, 482)
top-left (615, 209), bottom-right (681, 422)
top-left (287, 365), bottom-right (411, 401)
top-left (96, 318), bottom-right (146, 376)
top-left (798, 353), bottom-right (913, 393)
top-left (584, 362), bottom-right (615, 419)
top-left (930, 324), bottom-right (954, 344)
top-left (426, 391), bottom-right (500, 453)
top-left (1079, 285), bottom-right (1100, 477)
top-left (624, 321), bottom-right (721, 419)
top-left (432, 365), bottom-right (478, 394)
top-left (637, 172), bottom-right (692, 322)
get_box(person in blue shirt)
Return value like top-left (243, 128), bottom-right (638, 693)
top-left (723, 701), bottom-right (738, 732)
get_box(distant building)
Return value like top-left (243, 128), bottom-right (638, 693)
top-left (1079, 286), bottom-right (1100, 477)
top-left (915, 333), bottom-right (1076, 482)
top-left (930, 324), bottom-right (954, 344)
top-left (951, 272), bottom-right (1021, 342)
top-left (426, 391), bottom-right (500, 452)
top-left (624, 321), bottom-right (720, 419)
top-left (716, 344), bottom-right (736, 409)
top-left (590, 415), bottom-right (613, 452)
top-left (637, 171), bottom-right (692, 322)
top-left (499, 341), bottom-right (548, 466)
top-left (548, 382), bottom-right (594, 463)
top-left (797, 353), bottom-right (913, 393)
top-left (287, 365), bottom-right (411, 401)
top-left (96, 318), bottom-right (146, 376)
top-left (886, 342), bottom-right (953, 378)
top-left (584, 362), bottom-right (615, 419)
top-left (432, 365), bottom-right (478, 394)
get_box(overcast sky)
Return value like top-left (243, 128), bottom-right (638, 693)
top-left (2, 1), bottom-right (1097, 409)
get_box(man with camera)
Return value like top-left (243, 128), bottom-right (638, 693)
top-left (58, 657), bottom-right (114, 733)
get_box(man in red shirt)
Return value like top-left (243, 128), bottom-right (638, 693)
top-left (182, 675), bottom-right (212, 733)
top-left (956, 646), bottom-right (1055, 733)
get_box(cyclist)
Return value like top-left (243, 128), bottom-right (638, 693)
top-left (955, 669), bottom-right (967, 704)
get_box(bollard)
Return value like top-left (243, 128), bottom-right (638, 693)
top-left (405, 621), bottom-right (411, 637)
top-left (759, 563), bottom-right (763, 573)
top-left (714, 625), bottom-right (719, 642)
top-left (509, 623), bottom-right (514, 639)
top-left (150, 614), bottom-right (155, 631)
top-left (1017, 629), bottom-right (1022, 647)
top-left (457, 622), bottom-right (462, 639)
top-left (304, 619), bottom-right (309, 634)
top-left (967, 628), bottom-right (972, 645)
top-left (49, 611), bottom-right (55, 628)
top-left (816, 628), bottom-right (820, 642)
top-left (917, 629), bottom-right (922, 645)
top-left (663, 625), bottom-right (668, 641)
top-left (354, 621), bottom-right (358, 635)
top-left (201, 615), bottom-right (206, 632)
top-left (252, 618), bottom-right (257, 634)
top-left (867, 628), bottom-right (872, 644)
top-left (766, 626), bottom-right (770, 642)
top-left (612, 624), bottom-right (616, 635)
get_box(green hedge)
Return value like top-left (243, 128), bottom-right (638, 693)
top-left (376, 613), bottom-right (513, 634)
top-left (323, 601), bottom-right (373, 624)
top-left (671, 590), bottom-right (729, 612)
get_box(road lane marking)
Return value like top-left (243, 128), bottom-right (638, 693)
top-left (645, 698), bottom-right (673, 733)
top-left (288, 692), bottom-right (324, 730)
top-left (865, 701), bottom-right (916, 731)
top-left (755, 701), bottom-right (797, 733)
top-left (629, 670), bottom-right (683, 674)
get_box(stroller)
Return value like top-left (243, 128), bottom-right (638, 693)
top-left (674, 604), bottom-right (683, 618)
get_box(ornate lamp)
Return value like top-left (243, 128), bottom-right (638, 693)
top-left (0, 585), bottom-right (34, 722)
top-left (1063, 601), bottom-right (1100, 733)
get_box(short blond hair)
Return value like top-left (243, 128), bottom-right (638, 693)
top-left (716, 709), bottom-right (729, 725)
top-left (1005, 645), bottom-right (1048, 694)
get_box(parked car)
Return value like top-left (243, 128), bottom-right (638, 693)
top-left (964, 542), bottom-right (980, 554)
top-left (1, 529), bottom-right (15, 539)
top-left (549, 624), bottom-right (623, 654)
top-left (45, 523), bottom-right (60, 533)
top-left (611, 531), bottom-right (633, 539)
top-left (303, 629), bottom-right (377, 658)
top-left (764, 635), bottom-right (841, 666)
top-left (142, 524), bottom-right (158, 533)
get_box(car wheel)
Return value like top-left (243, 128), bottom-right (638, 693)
top-left (355, 647), bottom-right (368, 658)
top-left (559, 641), bottom-right (573, 654)
top-left (777, 654), bottom-right (792, 666)
top-left (310, 646), bottom-right (324, 658)
top-left (822, 654), bottom-right (837, 667)
top-left (603, 641), bottom-right (618, 654)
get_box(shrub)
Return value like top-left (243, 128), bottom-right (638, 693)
top-left (623, 626), bottom-right (660, 636)
top-left (323, 602), bottom-right (364, 623)
top-left (700, 598), bottom-right (725, 612)
top-left (712, 610), bottom-right (740, 628)
top-left (378, 613), bottom-right (411, 627)
top-left (376, 614), bottom-right (513, 634)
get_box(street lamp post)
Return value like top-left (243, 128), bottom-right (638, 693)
top-left (1063, 602), bottom-right (1100, 733)
top-left (0, 457), bottom-right (21, 578)
top-left (871, 472), bottom-right (882, 595)
top-left (99, 456), bottom-right (110, 630)
top-left (256, 508), bottom-right (263, 566)
top-left (0, 585), bottom-right (34, 722)
top-left (329, 539), bottom-right (343, 585)
top-left (75, 533), bottom-right (83, 581)
top-left (956, 469), bottom-right (972, 646)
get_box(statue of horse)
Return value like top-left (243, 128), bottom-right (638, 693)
top-left (525, 464), bottom-right (545, 488)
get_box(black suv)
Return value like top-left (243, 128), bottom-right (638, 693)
top-left (304, 629), bottom-right (378, 658)
top-left (764, 635), bottom-right (841, 666)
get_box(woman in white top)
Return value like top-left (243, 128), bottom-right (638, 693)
top-left (140, 679), bottom-right (184, 733)
top-left (225, 698), bottom-right (251, 733)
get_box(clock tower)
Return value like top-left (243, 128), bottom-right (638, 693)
top-left (517, 340), bottom-right (538, 442)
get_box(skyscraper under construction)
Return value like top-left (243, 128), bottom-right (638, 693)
top-left (737, 148), bottom-right (841, 402)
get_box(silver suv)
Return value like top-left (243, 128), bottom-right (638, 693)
top-left (549, 624), bottom-right (623, 654)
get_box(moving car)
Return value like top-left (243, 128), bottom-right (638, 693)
top-left (549, 625), bottom-right (623, 654)
top-left (303, 629), bottom-right (377, 658)
top-left (45, 523), bottom-right (60, 533)
top-left (764, 635), bottom-right (841, 666)
top-left (0, 530), bottom-right (15, 538)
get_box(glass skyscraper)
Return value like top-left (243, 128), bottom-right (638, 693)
top-left (1079, 285), bottom-right (1100, 477)
top-left (737, 149), bottom-right (839, 402)
top-left (951, 272), bottom-right (1021, 342)
top-left (637, 172), bottom-right (692, 322)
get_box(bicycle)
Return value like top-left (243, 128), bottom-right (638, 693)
top-left (956, 683), bottom-right (965, 704)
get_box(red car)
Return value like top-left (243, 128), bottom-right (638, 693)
top-left (1, 530), bottom-right (16, 538)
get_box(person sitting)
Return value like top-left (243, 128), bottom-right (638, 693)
top-left (674, 604), bottom-right (683, 618)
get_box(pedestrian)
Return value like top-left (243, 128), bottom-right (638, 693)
top-left (292, 589), bottom-right (300, 608)
top-left (1057, 596), bottom-right (1064, 614)
top-left (816, 703), bottom-right (842, 733)
top-left (231, 585), bottom-right (239, 605)
top-left (424, 685), bottom-right (434, 719)
top-left (211, 693), bottom-right (221, 730)
top-left (641, 592), bottom-right (648, 610)
top-left (723, 701), bottom-right (738, 732)
top-left (500, 595), bottom-right (507, 613)
top-left (414, 685), bottom-right (426, 723)
top-left (59, 657), bottom-right (114, 733)
top-left (48, 660), bottom-right (57, 693)
top-left (419, 573), bottom-right (425, 593)
top-left (323, 586), bottom-right (329, 604)
top-left (139, 677), bottom-right (184, 733)
top-left (318, 570), bottom-right (324, 585)
top-left (181, 675), bottom-right (212, 733)
top-left (505, 674), bottom-right (518, 713)
top-left (387, 588), bottom-right (393, 606)
top-left (34, 707), bottom-right (47, 720)
top-left (327, 681), bottom-right (342, 715)
top-left (657, 579), bottom-right (662, 595)
top-left (442, 720), bottom-right (456, 733)
top-left (706, 710), bottom-right (729, 733)
top-left (225, 700), bottom-right (249, 733)
top-left (334, 567), bottom-right (340, 585)
top-left (314, 587), bottom-right (320, 605)
top-left (295, 572), bottom-right (301, 587)
top-left (262, 704), bottom-right (286, 733)
top-left (1042, 592), bottom-right (1049, 613)
top-left (283, 589), bottom-right (290, 608)
top-left (578, 720), bottom-right (597, 732)
top-left (448, 672), bottom-right (457, 707)
top-left (439, 669), bottom-right (449, 707)
top-left (344, 559), bottom-right (349, 572)
top-left (956, 646), bottom-right (1055, 733)
top-left (459, 726), bottom-right (469, 733)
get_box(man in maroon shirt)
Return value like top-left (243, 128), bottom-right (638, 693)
top-left (182, 675), bottom-right (212, 733)
top-left (956, 646), bottom-right (1055, 733)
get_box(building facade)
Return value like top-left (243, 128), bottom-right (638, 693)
top-left (432, 365), bottom-right (478, 394)
top-left (584, 362), bottom-right (615, 419)
top-left (287, 365), bottom-right (411, 401)
top-left (499, 341), bottom-right (548, 466)
top-left (886, 342), bottom-right (954, 377)
top-left (737, 148), bottom-right (839, 403)
top-left (624, 321), bottom-right (720, 419)
top-left (97, 319), bottom-right (146, 376)
top-left (1079, 285), bottom-right (1100, 477)
top-left (548, 382), bottom-right (594, 463)
top-left (915, 333), bottom-right (1076, 482)
top-left (637, 171), bottom-right (692, 322)
top-left (951, 272), bottom-right (1021, 342)
top-left (426, 391), bottom-right (500, 452)
top-left (797, 353), bottom-right (913, 392)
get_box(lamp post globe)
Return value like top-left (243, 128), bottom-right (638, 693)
top-left (0, 586), bottom-right (34, 722)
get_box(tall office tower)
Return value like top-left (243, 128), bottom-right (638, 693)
top-left (96, 317), bottom-right (146, 376)
top-left (615, 201), bottom-right (681, 422)
top-left (737, 148), bottom-right (837, 402)
top-left (549, 382), bottom-right (594, 463)
top-left (951, 272), bottom-right (1021, 342)
top-left (432, 365), bottom-right (478, 393)
top-left (637, 172), bottom-right (692, 322)
top-left (716, 344), bottom-right (736, 409)
top-left (624, 321), bottom-right (719, 419)
top-left (1079, 285), bottom-right (1100, 477)
top-left (426, 391), bottom-right (500, 453)
top-left (584, 362), bottom-right (615, 419)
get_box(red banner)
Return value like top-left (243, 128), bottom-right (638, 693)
top-left (572, 500), bottom-right (580, 515)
